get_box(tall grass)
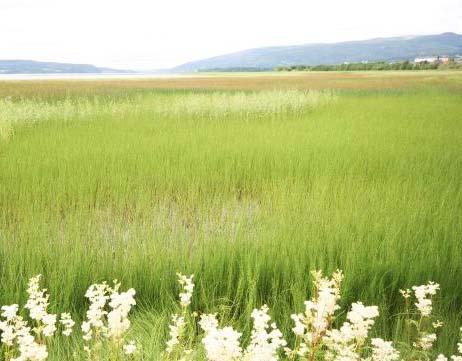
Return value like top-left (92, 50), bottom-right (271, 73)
top-left (0, 84), bottom-right (461, 359)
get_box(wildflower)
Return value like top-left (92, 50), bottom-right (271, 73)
top-left (290, 270), bottom-right (343, 357)
top-left (436, 355), bottom-right (448, 361)
top-left (433, 320), bottom-right (444, 329)
top-left (371, 338), bottom-right (400, 361)
top-left (290, 313), bottom-right (305, 336)
top-left (0, 307), bottom-right (48, 361)
top-left (81, 279), bottom-right (136, 360)
top-left (24, 274), bottom-right (58, 338)
top-left (177, 273), bottom-right (194, 308)
top-left (199, 313), bottom-right (219, 333)
top-left (323, 302), bottom-right (379, 361)
top-left (458, 327), bottom-right (462, 354)
top-left (0, 305), bottom-right (21, 346)
top-left (123, 340), bottom-right (137, 355)
top-left (24, 275), bottom-right (48, 322)
top-left (81, 321), bottom-right (92, 341)
top-left (0, 322), bottom-right (15, 346)
top-left (42, 313), bottom-right (57, 337)
top-left (414, 333), bottom-right (437, 350)
top-left (166, 314), bottom-right (186, 353)
top-left (400, 289), bottom-right (412, 299)
top-left (81, 282), bottom-right (111, 340)
top-left (1, 304), bottom-right (19, 320)
top-left (346, 302), bottom-right (379, 341)
top-left (60, 313), bottom-right (75, 336)
top-left (243, 305), bottom-right (287, 361)
top-left (201, 324), bottom-right (242, 361)
top-left (107, 287), bottom-right (136, 339)
top-left (15, 331), bottom-right (48, 361)
top-left (412, 282), bottom-right (440, 317)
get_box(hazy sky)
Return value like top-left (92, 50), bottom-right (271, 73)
top-left (2, 0), bottom-right (462, 70)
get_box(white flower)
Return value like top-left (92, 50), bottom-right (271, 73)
top-left (291, 313), bottom-right (305, 336)
top-left (371, 338), bottom-right (399, 361)
top-left (166, 314), bottom-right (185, 353)
top-left (323, 302), bottom-right (379, 361)
top-left (290, 270), bottom-right (343, 351)
top-left (24, 275), bottom-right (49, 322)
top-left (22, 274), bottom-right (58, 339)
top-left (412, 282), bottom-right (440, 317)
top-left (414, 333), bottom-right (437, 351)
top-left (436, 355), bottom-right (448, 361)
top-left (199, 314), bottom-right (219, 333)
top-left (243, 305), bottom-right (287, 361)
top-left (200, 313), bottom-right (242, 360)
top-left (42, 313), bottom-right (57, 337)
top-left (177, 273), bottom-right (194, 308)
top-left (60, 313), bottom-right (75, 336)
top-left (81, 280), bottom-right (136, 348)
top-left (107, 288), bottom-right (136, 339)
top-left (0, 320), bottom-right (16, 346)
top-left (81, 282), bottom-right (110, 340)
top-left (346, 302), bottom-right (379, 341)
top-left (433, 320), bottom-right (444, 329)
top-left (458, 327), bottom-right (462, 354)
top-left (202, 325), bottom-right (242, 361)
top-left (123, 340), bottom-right (137, 355)
top-left (16, 335), bottom-right (48, 361)
top-left (400, 289), bottom-right (412, 299)
top-left (3, 313), bottom-right (48, 361)
top-left (1, 304), bottom-right (19, 320)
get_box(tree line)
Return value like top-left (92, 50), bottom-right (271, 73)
top-left (274, 60), bottom-right (462, 72)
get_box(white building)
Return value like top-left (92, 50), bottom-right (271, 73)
top-left (414, 56), bottom-right (439, 64)
top-left (414, 56), bottom-right (451, 64)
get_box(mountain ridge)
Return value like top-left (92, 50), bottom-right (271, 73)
top-left (172, 32), bottom-right (462, 72)
top-left (0, 59), bottom-right (134, 74)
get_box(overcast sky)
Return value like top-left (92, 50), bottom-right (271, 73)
top-left (1, 0), bottom-right (462, 70)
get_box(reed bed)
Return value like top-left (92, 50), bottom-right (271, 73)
top-left (0, 77), bottom-right (461, 359)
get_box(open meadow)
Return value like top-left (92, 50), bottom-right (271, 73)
top-left (0, 71), bottom-right (462, 360)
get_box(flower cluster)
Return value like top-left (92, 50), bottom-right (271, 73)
top-left (165, 273), bottom-right (196, 358)
top-left (177, 274), bottom-right (195, 308)
top-left (401, 281), bottom-right (442, 355)
top-left (2, 271), bottom-right (462, 361)
top-left (242, 305), bottom-right (287, 361)
top-left (370, 338), bottom-right (400, 361)
top-left (198, 307), bottom-right (288, 361)
top-left (200, 314), bottom-right (243, 361)
top-left (59, 313), bottom-right (75, 337)
top-left (0, 304), bottom-right (48, 361)
top-left (166, 314), bottom-right (186, 354)
top-left (285, 270), bottom-right (344, 358)
top-left (81, 280), bottom-right (137, 358)
top-left (0, 275), bottom-right (74, 361)
top-left (412, 282), bottom-right (440, 317)
top-left (323, 302), bottom-right (381, 361)
top-left (24, 275), bottom-right (57, 338)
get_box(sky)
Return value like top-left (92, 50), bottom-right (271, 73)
top-left (1, 0), bottom-right (462, 70)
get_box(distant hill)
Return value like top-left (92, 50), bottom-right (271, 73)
top-left (0, 60), bottom-right (133, 74)
top-left (172, 32), bottom-right (462, 72)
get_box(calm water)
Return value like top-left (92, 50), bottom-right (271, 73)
top-left (0, 73), bottom-right (185, 80)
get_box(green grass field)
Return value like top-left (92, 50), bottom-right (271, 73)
top-left (0, 72), bottom-right (462, 359)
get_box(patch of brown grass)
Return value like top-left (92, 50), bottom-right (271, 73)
top-left (0, 71), bottom-right (461, 98)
